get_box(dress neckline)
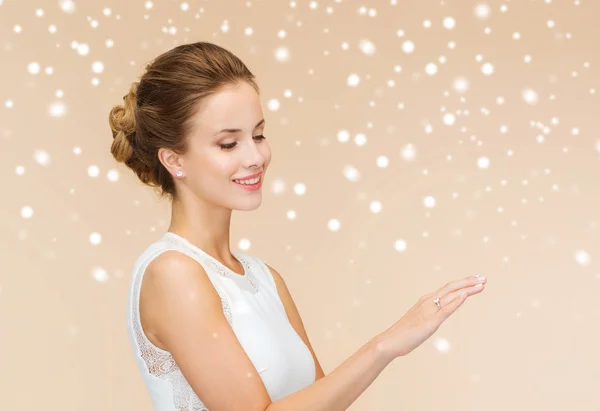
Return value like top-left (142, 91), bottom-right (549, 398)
top-left (163, 231), bottom-right (247, 278)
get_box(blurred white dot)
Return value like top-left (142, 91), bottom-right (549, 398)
top-left (274, 46), bottom-right (290, 62)
top-left (394, 239), bottom-right (407, 252)
top-left (347, 73), bottom-right (360, 87)
top-left (59, 0), bottom-right (76, 14)
top-left (92, 61), bottom-right (104, 73)
top-left (424, 196), bottom-right (436, 208)
top-left (103, 8), bottom-right (111, 16)
top-left (376, 155), bottom-right (389, 168)
top-left (5, 100), bottom-right (14, 108)
top-left (88, 165), bottom-right (100, 177)
top-left (286, 210), bottom-right (296, 220)
top-left (425, 63), bottom-right (438, 75)
top-left (453, 76), bottom-right (469, 93)
top-left (571, 128), bottom-right (579, 136)
top-left (36, 8), bottom-right (44, 17)
top-left (547, 20), bottom-right (555, 28)
top-left (267, 99), bottom-right (280, 111)
top-left (522, 88), bottom-right (538, 105)
top-left (105, 39), bottom-right (114, 48)
top-left (402, 40), bottom-right (415, 54)
top-left (221, 20), bottom-right (229, 33)
top-left (481, 62), bottom-right (494, 75)
top-left (343, 165), bottom-right (361, 182)
top-left (89, 232), bottom-right (102, 245)
top-left (497, 96), bottom-right (505, 104)
top-left (91, 266), bottom-right (108, 283)
top-left (513, 32), bottom-right (521, 40)
top-left (293, 183), bottom-right (306, 195)
top-left (434, 337), bottom-right (451, 353)
top-left (34, 150), bottom-right (51, 166)
top-left (474, 3), bottom-right (491, 19)
top-left (45, 66), bottom-right (54, 75)
top-left (337, 129), bottom-right (350, 143)
top-left (244, 27), bottom-right (253, 36)
top-left (48, 101), bottom-right (67, 118)
top-left (91, 78), bottom-right (100, 87)
top-left (358, 39), bottom-right (376, 55)
top-left (443, 113), bottom-right (456, 125)
top-left (477, 157), bottom-right (490, 169)
top-left (423, 20), bottom-right (432, 28)
top-left (21, 206), bottom-right (34, 219)
top-left (73, 146), bottom-right (81, 155)
top-left (354, 133), bottom-right (367, 146)
top-left (107, 169), bottom-right (119, 182)
top-left (595, 140), bottom-right (600, 153)
top-left (237, 238), bottom-right (251, 251)
top-left (443, 17), bottom-right (456, 29)
top-left (401, 143), bottom-right (416, 160)
top-left (369, 200), bottom-right (382, 213)
top-left (77, 43), bottom-right (89, 56)
top-left (271, 178), bottom-right (286, 194)
top-left (49, 24), bottom-right (57, 33)
top-left (327, 218), bottom-right (341, 232)
top-left (28, 62), bottom-right (41, 75)
top-left (13, 24), bottom-right (22, 33)
top-left (15, 165), bottom-right (25, 175)
top-left (574, 250), bottom-right (590, 267)
top-left (144, 1), bottom-right (153, 9)
top-left (180, 2), bottom-right (189, 11)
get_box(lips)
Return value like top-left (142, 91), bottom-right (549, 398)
top-left (232, 171), bottom-right (263, 182)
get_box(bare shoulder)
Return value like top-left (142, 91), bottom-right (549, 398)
top-left (139, 250), bottom-right (272, 409)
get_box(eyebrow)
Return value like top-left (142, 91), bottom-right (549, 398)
top-left (213, 119), bottom-right (265, 137)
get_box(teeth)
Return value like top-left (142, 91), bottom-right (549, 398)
top-left (234, 176), bottom-right (260, 185)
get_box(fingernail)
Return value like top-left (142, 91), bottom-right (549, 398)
top-left (474, 283), bottom-right (483, 287)
top-left (478, 276), bottom-right (486, 281)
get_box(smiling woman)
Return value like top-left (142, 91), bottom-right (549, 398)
top-left (108, 41), bottom-right (485, 411)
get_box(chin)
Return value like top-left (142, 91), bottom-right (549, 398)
top-left (234, 198), bottom-right (262, 211)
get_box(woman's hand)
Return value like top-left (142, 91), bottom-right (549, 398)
top-left (379, 275), bottom-right (487, 359)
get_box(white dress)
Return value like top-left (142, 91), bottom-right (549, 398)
top-left (126, 231), bottom-right (316, 410)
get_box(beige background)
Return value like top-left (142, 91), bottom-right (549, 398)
top-left (1, 0), bottom-right (599, 410)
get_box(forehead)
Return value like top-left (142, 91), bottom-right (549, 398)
top-left (189, 82), bottom-right (263, 135)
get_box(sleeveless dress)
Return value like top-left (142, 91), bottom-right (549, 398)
top-left (126, 231), bottom-right (316, 410)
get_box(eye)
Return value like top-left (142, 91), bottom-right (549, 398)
top-left (220, 135), bottom-right (267, 151)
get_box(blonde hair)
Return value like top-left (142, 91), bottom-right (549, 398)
top-left (108, 42), bottom-right (259, 199)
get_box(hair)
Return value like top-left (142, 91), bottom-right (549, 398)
top-left (109, 42), bottom-right (259, 199)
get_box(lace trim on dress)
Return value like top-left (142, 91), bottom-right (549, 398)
top-left (131, 247), bottom-right (234, 411)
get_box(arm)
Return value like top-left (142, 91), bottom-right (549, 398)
top-left (263, 263), bottom-right (325, 380)
top-left (142, 251), bottom-right (394, 411)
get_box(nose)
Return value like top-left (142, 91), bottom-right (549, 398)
top-left (241, 138), bottom-right (267, 169)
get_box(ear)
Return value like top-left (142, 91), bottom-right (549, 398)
top-left (158, 147), bottom-right (184, 176)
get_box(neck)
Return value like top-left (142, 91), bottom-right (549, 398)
top-left (168, 192), bottom-right (234, 263)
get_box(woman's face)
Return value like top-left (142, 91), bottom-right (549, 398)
top-left (177, 81), bottom-right (271, 211)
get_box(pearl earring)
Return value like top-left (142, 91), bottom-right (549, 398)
top-left (176, 170), bottom-right (183, 177)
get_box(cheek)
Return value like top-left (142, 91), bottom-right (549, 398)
top-left (261, 143), bottom-right (272, 167)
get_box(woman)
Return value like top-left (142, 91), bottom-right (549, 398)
top-left (109, 41), bottom-right (487, 411)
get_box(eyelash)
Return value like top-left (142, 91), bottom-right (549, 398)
top-left (219, 135), bottom-right (267, 151)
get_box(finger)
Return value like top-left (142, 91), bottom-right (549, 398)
top-left (434, 275), bottom-right (486, 298)
top-left (439, 281), bottom-right (485, 307)
top-left (436, 290), bottom-right (468, 320)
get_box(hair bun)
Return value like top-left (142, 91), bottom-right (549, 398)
top-left (109, 82), bottom-right (139, 163)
